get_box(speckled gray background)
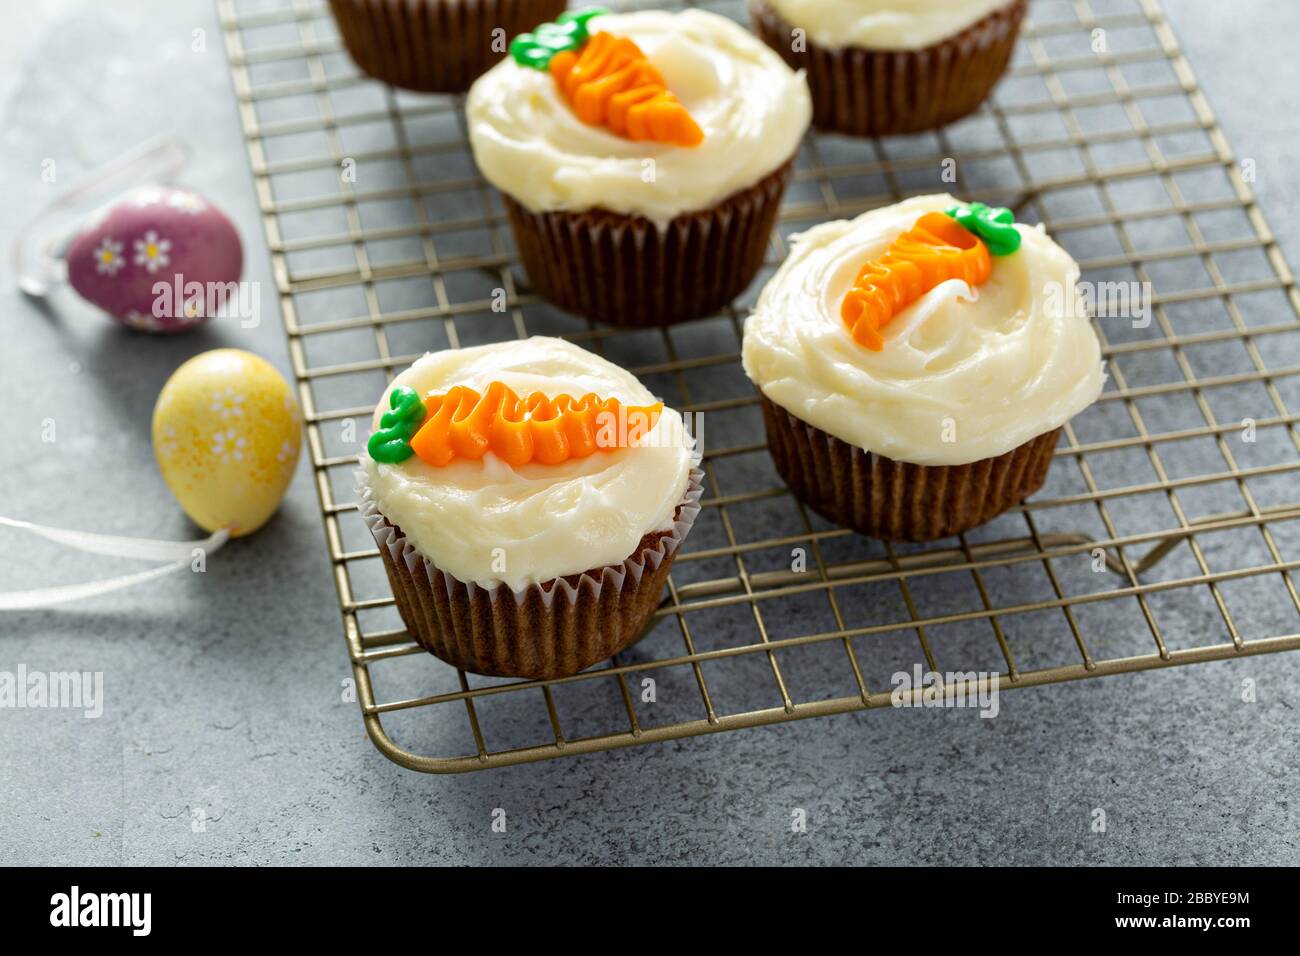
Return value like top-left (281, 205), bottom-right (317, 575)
top-left (0, 0), bottom-right (1297, 866)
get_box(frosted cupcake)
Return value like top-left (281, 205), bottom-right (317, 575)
top-left (359, 337), bottom-right (702, 678)
top-left (328, 0), bottom-right (568, 93)
top-left (467, 7), bottom-right (811, 326)
top-left (743, 194), bottom-right (1105, 541)
top-left (749, 0), bottom-right (1026, 136)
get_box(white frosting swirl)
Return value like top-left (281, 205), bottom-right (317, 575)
top-left (761, 0), bottom-right (1014, 50)
top-left (742, 195), bottom-right (1106, 466)
top-left (364, 338), bottom-right (694, 591)
top-left (467, 9), bottom-right (811, 226)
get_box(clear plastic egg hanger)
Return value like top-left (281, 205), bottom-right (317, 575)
top-left (13, 136), bottom-right (191, 297)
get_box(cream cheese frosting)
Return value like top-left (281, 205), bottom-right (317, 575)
top-left (742, 195), bottom-right (1106, 466)
top-left (761, 0), bottom-right (1013, 50)
top-left (466, 9), bottom-right (811, 227)
top-left (363, 338), bottom-right (694, 591)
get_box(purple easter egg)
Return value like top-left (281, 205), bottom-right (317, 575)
top-left (66, 187), bottom-right (243, 334)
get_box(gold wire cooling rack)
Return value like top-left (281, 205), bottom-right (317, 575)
top-left (217, 0), bottom-right (1300, 772)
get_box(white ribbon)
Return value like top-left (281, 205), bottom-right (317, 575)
top-left (0, 516), bottom-right (229, 610)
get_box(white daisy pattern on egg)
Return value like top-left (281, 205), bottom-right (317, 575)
top-left (134, 230), bottom-right (172, 273)
top-left (130, 188), bottom-right (165, 207)
top-left (121, 310), bottom-right (166, 332)
top-left (166, 191), bottom-right (207, 215)
top-left (93, 237), bottom-right (125, 276)
top-left (157, 424), bottom-right (179, 461)
top-left (210, 429), bottom-right (246, 462)
top-left (181, 294), bottom-right (205, 321)
top-left (210, 387), bottom-right (245, 419)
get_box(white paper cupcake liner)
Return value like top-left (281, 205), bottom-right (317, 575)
top-left (356, 463), bottom-right (704, 678)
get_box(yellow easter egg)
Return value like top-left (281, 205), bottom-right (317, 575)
top-left (152, 349), bottom-right (302, 536)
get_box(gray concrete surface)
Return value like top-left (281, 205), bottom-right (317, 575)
top-left (0, 0), bottom-right (1297, 866)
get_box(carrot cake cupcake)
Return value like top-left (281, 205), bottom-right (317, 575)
top-left (358, 336), bottom-right (702, 678)
top-left (328, 0), bottom-right (568, 93)
top-left (742, 194), bottom-right (1105, 541)
top-left (467, 7), bottom-right (812, 326)
top-left (749, 0), bottom-right (1026, 137)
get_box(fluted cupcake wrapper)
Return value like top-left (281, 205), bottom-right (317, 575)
top-left (749, 0), bottom-right (1027, 137)
top-left (356, 466), bottom-right (704, 679)
top-left (760, 395), bottom-right (1060, 541)
top-left (328, 0), bottom-right (568, 94)
top-left (503, 157), bottom-right (795, 328)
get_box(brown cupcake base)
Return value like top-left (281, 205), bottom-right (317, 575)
top-left (503, 157), bottom-right (795, 328)
top-left (360, 468), bottom-right (704, 679)
top-left (760, 395), bottom-right (1059, 541)
top-left (749, 0), bottom-right (1027, 137)
top-left (327, 0), bottom-right (567, 94)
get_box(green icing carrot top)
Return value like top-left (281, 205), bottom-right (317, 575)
top-left (510, 8), bottom-right (610, 70)
top-left (368, 386), bottom-right (426, 464)
top-left (945, 201), bottom-right (1021, 256)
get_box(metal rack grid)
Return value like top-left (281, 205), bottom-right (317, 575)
top-left (217, 0), bottom-right (1300, 772)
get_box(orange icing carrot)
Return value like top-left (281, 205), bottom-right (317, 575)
top-left (408, 381), bottom-right (663, 468)
top-left (841, 212), bottom-right (993, 351)
top-left (548, 32), bottom-right (704, 147)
